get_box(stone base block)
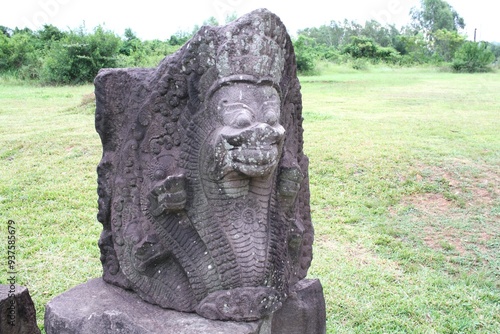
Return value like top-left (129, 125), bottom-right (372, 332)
top-left (0, 284), bottom-right (41, 334)
top-left (44, 278), bottom-right (325, 334)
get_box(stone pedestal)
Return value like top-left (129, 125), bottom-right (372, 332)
top-left (0, 284), bottom-right (41, 334)
top-left (44, 278), bottom-right (325, 334)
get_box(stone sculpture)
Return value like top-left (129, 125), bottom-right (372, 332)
top-left (95, 9), bottom-right (315, 322)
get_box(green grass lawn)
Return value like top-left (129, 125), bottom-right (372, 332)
top-left (1, 65), bottom-right (499, 333)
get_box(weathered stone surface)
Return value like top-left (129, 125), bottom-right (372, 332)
top-left (271, 279), bottom-right (326, 334)
top-left (0, 284), bottom-right (41, 334)
top-left (94, 8), bottom-right (318, 322)
top-left (44, 278), bottom-right (325, 334)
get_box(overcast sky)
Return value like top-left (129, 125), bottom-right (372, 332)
top-left (1, 0), bottom-right (498, 42)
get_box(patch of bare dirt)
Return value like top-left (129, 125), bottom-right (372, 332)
top-left (408, 193), bottom-right (454, 216)
top-left (422, 225), bottom-right (467, 255)
top-left (406, 160), bottom-right (499, 213)
top-left (396, 160), bottom-right (499, 258)
top-left (469, 171), bottom-right (500, 206)
top-left (422, 225), bottom-right (499, 265)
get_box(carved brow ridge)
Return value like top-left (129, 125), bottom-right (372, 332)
top-left (221, 101), bottom-right (279, 113)
top-left (221, 102), bottom-right (253, 112)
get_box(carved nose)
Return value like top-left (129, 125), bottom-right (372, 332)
top-left (223, 123), bottom-right (285, 147)
top-left (252, 123), bottom-right (285, 144)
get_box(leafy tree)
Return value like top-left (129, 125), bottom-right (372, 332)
top-left (298, 19), bottom-right (405, 60)
top-left (341, 20), bottom-right (364, 45)
top-left (298, 23), bottom-right (339, 48)
top-left (87, 26), bottom-right (122, 69)
top-left (411, 0), bottom-right (465, 37)
top-left (0, 33), bottom-right (10, 70)
top-left (0, 25), bottom-right (12, 37)
top-left (38, 24), bottom-right (65, 42)
top-left (432, 29), bottom-right (465, 61)
top-left (168, 30), bottom-right (191, 46)
top-left (451, 41), bottom-right (495, 72)
top-left (120, 28), bottom-right (141, 56)
top-left (361, 20), bottom-right (392, 47)
top-left (0, 28), bottom-right (46, 78)
top-left (124, 28), bottom-right (136, 41)
top-left (298, 20), bottom-right (364, 49)
top-left (12, 27), bottom-right (34, 35)
top-left (395, 25), bottom-right (436, 63)
top-left (117, 30), bottom-right (181, 68)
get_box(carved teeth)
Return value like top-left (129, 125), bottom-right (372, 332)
top-left (229, 147), bottom-right (278, 165)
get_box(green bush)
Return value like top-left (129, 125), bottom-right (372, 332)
top-left (375, 46), bottom-right (401, 63)
top-left (314, 44), bottom-right (342, 63)
top-left (451, 41), bottom-right (495, 73)
top-left (0, 31), bottom-right (37, 71)
top-left (0, 33), bottom-right (10, 70)
top-left (343, 36), bottom-right (401, 63)
top-left (117, 39), bottom-right (181, 68)
top-left (293, 35), bottom-right (318, 74)
top-left (296, 50), bottom-right (316, 73)
top-left (343, 36), bottom-right (378, 58)
top-left (40, 26), bottom-right (121, 84)
top-left (1, 23), bottom-right (183, 83)
top-left (18, 54), bottom-right (43, 80)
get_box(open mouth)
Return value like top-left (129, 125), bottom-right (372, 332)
top-left (229, 146), bottom-right (279, 166)
top-left (225, 145), bottom-right (280, 177)
top-left (214, 124), bottom-right (285, 177)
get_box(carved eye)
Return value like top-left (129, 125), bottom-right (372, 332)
top-left (233, 112), bottom-right (253, 128)
top-left (262, 99), bottom-right (280, 126)
top-left (264, 110), bottom-right (279, 126)
top-left (221, 103), bottom-right (254, 128)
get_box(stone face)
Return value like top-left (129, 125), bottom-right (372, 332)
top-left (44, 278), bottom-right (325, 334)
top-left (0, 284), bottom-right (41, 334)
top-left (94, 8), bottom-right (314, 321)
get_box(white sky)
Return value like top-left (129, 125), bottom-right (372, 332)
top-left (0, 0), bottom-right (498, 42)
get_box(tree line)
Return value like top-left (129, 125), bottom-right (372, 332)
top-left (0, 24), bottom-right (187, 84)
top-left (0, 0), bottom-right (498, 84)
top-left (295, 0), bottom-right (499, 73)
